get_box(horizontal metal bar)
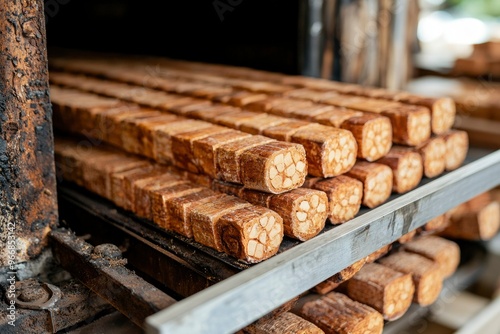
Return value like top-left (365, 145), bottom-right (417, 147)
top-left (146, 149), bottom-right (500, 334)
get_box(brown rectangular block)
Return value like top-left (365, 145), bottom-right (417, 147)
top-left (81, 152), bottom-right (127, 195)
top-left (152, 182), bottom-right (203, 228)
top-left (280, 76), bottom-right (343, 90)
top-left (184, 171), bottom-right (213, 188)
top-left (443, 200), bottom-right (500, 240)
top-left (365, 245), bottom-right (391, 264)
top-left (240, 189), bottom-right (274, 208)
top-left (268, 100), bottom-right (315, 117)
top-left (173, 82), bottom-right (209, 94)
top-left (284, 88), bottom-right (339, 102)
top-left (217, 205), bottom-right (283, 263)
top-left (287, 105), bottom-right (339, 121)
top-left (442, 130), bottom-right (469, 171)
top-left (184, 105), bottom-right (237, 122)
top-left (168, 100), bottom-right (213, 116)
top-left (192, 130), bottom-right (252, 178)
top-left (133, 174), bottom-right (185, 220)
top-left (59, 145), bottom-right (114, 189)
top-left (134, 114), bottom-right (182, 158)
top-left (313, 258), bottom-right (366, 295)
top-left (344, 98), bottom-right (403, 113)
top-left (99, 156), bottom-right (151, 199)
top-left (268, 188), bottom-right (328, 241)
top-left (119, 111), bottom-right (166, 154)
top-left (212, 180), bottom-right (244, 197)
top-left (381, 106), bottom-right (431, 146)
top-left (376, 146), bottom-right (423, 194)
top-left (216, 135), bottom-right (275, 184)
top-left (213, 181), bottom-right (327, 241)
top-left (166, 188), bottom-right (224, 238)
top-left (295, 292), bottom-right (384, 334)
top-left (252, 296), bottom-right (301, 325)
top-left (243, 312), bottom-right (324, 334)
top-left (291, 124), bottom-right (357, 177)
top-left (50, 72), bottom-right (96, 90)
top-left (320, 95), bottom-right (367, 108)
top-left (378, 251), bottom-right (442, 306)
top-left (262, 121), bottom-right (311, 142)
top-left (87, 104), bottom-right (137, 141)
top-left (312, 176), bottom-right (363, 225)
top-left (312, 108), bottom-right (363, 128)
top-left (156, 96), bottom-right (207, 111)
top-left (232, 81), bottom-right (293, 94)
top-left (394, 95), bottom-right (456, 135)
top-left (51, 86), bottom-right (124, 129)
top-left (54, 141), bottom-right (85, 185)
top-left (171, 125), bottom-right (230, 173)
top-left (239, 141), bottom-right (307, 193)
top-left (153, 119), bottom-right (213, 163)
top-left (190, 195), bottom-right (251, 251)
top-left (346, 263), bottom-right (415, 321)
top-left (340, 114), bottom-right (392, 161)
top-left (239, 114), bottom-right (291, 135)
top-left (213, 111), bottom-right (268, 129)
top-left (418, 214), bottom-right (449, 235)
top-left (121, 167), bottom-right (171, 212)
top-left (188, 85), bottom-right (233, 99)
top-left (416, 136), bottom-right (447, 178)
top-left (345, 162), bottom-right (393, 209)
top-left (211, 91), bottom-right (242, 104)
top-left (110, 166), bottom-right (156, 209)
top-left (101, 109), bottom-right (155, 147)
top-left (301, 177), bottom-right (322, 188)
top-left (402, 236), bottom-right (460, 278)
top-left (397, 230), bottom-right (417, 244)
top-left (127, 88), bottom-right (179, 107)
top-left (226, 91), bottom-right (268, 107)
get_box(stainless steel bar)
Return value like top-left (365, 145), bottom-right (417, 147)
top-left (146, 149), bottom-right (500, 334)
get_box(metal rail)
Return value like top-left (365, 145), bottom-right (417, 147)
top-left (146, 148), bottom-right (500, 334)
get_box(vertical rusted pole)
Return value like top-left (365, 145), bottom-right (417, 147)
top-left (0, 0), bottom-right (58, 266)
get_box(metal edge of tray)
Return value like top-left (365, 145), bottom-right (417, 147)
top-left (146, 149), bottom-right (500, 334)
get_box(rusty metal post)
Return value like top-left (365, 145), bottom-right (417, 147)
top-left (0, 0), bottom-right (58, 266)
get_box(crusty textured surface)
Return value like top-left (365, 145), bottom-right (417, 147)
top-left (346, 263), bottom-right (415, 320)
top-left (298, 292), bottom-right (384, 334)
top-left (402, 236), bottom-right (460, 278)
top-left (378, 251), bottom-right (442, 306)
top-left (243, 312), bottom-right (325, 334)
top-left (217, 205), bottom-right (283, 263)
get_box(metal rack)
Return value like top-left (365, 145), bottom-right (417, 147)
top-left (145, 147), bottom-right (500, 334)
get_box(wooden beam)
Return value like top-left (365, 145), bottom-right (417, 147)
top-left (0, 0), bottom-right (58, 266)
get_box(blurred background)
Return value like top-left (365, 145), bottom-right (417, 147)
top-left (45, 0), bottom-right (500, 89)
top-left (417, 0), bottom-right (500, 72)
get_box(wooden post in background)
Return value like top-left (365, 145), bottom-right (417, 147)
top-left (0, 0), bottom-right (58, 266)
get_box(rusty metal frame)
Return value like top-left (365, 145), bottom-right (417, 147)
top-left (50, 229), bottom-right (176, 328)
top-left (0, 0), bottom-right (58, 266)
